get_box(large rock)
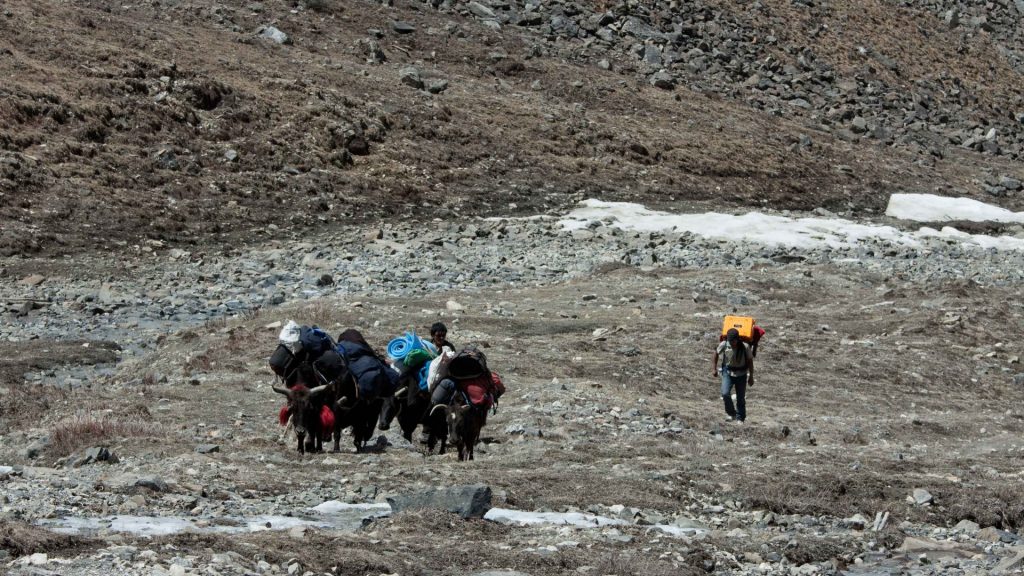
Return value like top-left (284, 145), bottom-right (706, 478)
top-left (978, 526), bottom-right (1020, 543)
top-left (387, 484), bottom-right (492, 519)
top-left (911, 488), bottom-right (933, 505)
top-left (467, 1), bottom-right (496, 19)
top-left (257, 26), bottom-right (290, 45)
top-left (72, 446), bottom-right (119, 467)
top-left (391, 21), bottom-right (416, 34)
top-left (993, 547), bottom-right (1024, 575)
top-left (400, 66), bottom-right (424, 90)
top-left (425, 78), bottom-right (449, 94)
top-left (650, 71), bottom-right (675, 90)
top-left (19, 274), bottom-right (45, 286)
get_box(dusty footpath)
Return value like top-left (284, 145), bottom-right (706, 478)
top-left (2, 214), bottom-right (1024, 576)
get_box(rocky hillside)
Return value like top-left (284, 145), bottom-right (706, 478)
top-left (1, 0), bottom-right (1022, 255)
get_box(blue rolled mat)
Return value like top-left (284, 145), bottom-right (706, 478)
top-left (407, 332), bottom-right (426, 352)
top-left (387, 334), bottom-right (413, 360)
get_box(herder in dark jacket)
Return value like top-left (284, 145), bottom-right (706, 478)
top-left (712, 328), bottom-right (754, 423)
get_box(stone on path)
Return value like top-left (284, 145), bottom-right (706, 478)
top-left (400, 66), bottom-right (424, 90)
top-left (911, 488), bottom-right (933, 505)
top-left (392, 21), bottom-right (416, 34)
top-left (387, 484), bottom-right (492, 519)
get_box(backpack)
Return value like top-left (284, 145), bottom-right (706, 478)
top-left (458, 371), bottom-right (504, 409)
top-left (269, 344), bottom-right (298, 384)
top-left (448, 346), bottom-right (489, 380)
top-left (312, 349), bottom-right (347, 386)
top-left (336, 340), bottom-right (399, 400)
top-left (299, 325), bottom-right (334, 358)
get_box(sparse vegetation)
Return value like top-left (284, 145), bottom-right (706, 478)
top-left (48, 412), bottom-right (160, 457)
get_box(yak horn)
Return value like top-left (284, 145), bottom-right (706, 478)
top-left (394, 387), bottom-right (407, 398)
top-left (335, 396), bottom-right (348, 408)
top-left (272, 386), bottom-right (290, 396)
top-left (430, 404), bottom-right (447, 416)
top-left (309, 385), bottom-right (328, 396)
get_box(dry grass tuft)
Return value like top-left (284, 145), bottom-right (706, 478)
top-left (0, 386), bottom-right (66, 432)
top-left (49, 412), bottom-right (161, 457)
top-left (944, 484), bottom-right (1024, 530)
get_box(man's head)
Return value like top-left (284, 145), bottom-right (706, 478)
top-left (430, 322), bottom-right (448, 348)
top-left (726, 328), bottom-right (740, 347)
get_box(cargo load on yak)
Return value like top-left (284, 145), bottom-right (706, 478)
top-left (386, 331), bottom-right (438, 392)
top-left (268, 321), bottom-right (339, 453)
top-left (448, 346), bottom-right (505, 409)
top-left (336, 329), bottom-right (400, 401)
top-left (720, 316), bottom-right (765, 357)
top-left (268, 322), bottom-right (336, 387)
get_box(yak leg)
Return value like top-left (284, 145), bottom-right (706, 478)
top-left (297, 432), bottom-right (306, 455)
top-left (332, 424), bottom-right (342, 453)
top-left (427, 430), bottom-right (446, 455)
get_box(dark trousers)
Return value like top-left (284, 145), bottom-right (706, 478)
top-left (721, 371), bottom-right (747, 421)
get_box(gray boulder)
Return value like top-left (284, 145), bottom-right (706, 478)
top-left (392, 21), bottom-right (416, 34)
top-left (467, 1), bottom-right (496, 19)
top-left (387, 484), bottom-right (492, 519)
top-left (400, 66), bottom-right (424, 90)
top-left (650, 71), bottom-right (675, 90)
top-left (72, 446), bottom-right (119, 467)
top-left (257, 26), bottom-right (290, 45)
top-left (426, 79), bottom-right (449, 94)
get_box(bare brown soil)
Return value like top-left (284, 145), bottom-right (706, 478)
top-left (2, 0), bottom-right (1021, 256)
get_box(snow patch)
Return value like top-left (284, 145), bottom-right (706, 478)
top-left (483, 508), bottom-right (707, 537)
top-left (310, 500), bottom-right (392, 515)
top-left (485, 508), bottom-right (626, 528)
top-left (37, 502), bottom-right (391, 537)
top-left (885, 193), bottom-right (1024, 223)
top-left (558, 198), bottom-right (1024, 251)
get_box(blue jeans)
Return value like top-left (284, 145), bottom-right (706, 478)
top-left (721, 370), bottom-right (747, 421)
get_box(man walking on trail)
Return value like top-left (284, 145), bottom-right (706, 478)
top-left (713, 328), bottom-right (754, 422)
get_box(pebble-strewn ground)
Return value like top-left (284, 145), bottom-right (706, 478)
top-left (2, 211), bottom-right (1023, 575)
